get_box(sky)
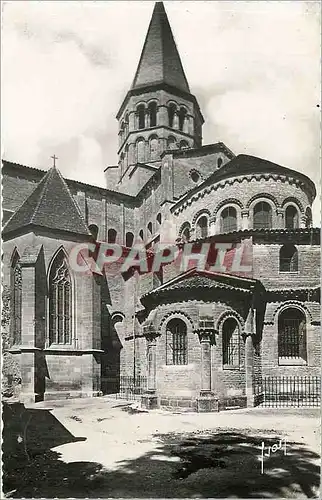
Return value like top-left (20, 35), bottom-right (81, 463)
top-left (2, 1), bottom-right (321, 223)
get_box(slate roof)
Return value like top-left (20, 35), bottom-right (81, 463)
top-left (3, 166), bottom-right (91, 238)
top-left (131, 2), bottom-right (190, 93)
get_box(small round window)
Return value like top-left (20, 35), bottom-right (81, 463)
top-left (190, 170), bottom-right (200, 183)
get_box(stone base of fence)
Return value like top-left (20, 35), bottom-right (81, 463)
top-left (141, 391), bottom-right (159, 410)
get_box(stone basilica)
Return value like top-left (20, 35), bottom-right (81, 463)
top-left (2, 2), bottom-right (320, 410)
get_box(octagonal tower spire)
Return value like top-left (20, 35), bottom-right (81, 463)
top-left (131, 1), bottom-right (190, 93)
top-left (114, 2), bottom-right (204, 192)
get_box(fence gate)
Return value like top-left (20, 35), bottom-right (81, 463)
top-left (254, 376), bottom-right (321, 408)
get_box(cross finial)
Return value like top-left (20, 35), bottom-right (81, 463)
top-left (50, 154), bottom-right (58, 168)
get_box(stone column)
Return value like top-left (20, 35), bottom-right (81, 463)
top-left (200, 332), bottom-right (212, 393)
top-left (276, 209), bottom-right (284, 229)
top-left (147, 336), bottom-right (157, 392)
top-left (209, 219), bottom-right (216, 236)
top-left (244, 303), bottom-right (255, 407)
top-left (241, 210), bottom-right (249, 230)
top-left (141, 331), bottom-right (160, 409)
top-left (245, 334), bottom-right (254, 407)
top-left (214, 216), bottom-right (221, 234)
top-left (145, 111), bottom-right (150, 128)
top-left (188, 116), bottom-right (194, 135)
top-left (183, 116), bottom-right (189, 134)
top-left (173, 112), bottom-right (179, 129)
top-left (196, 331), bottom-right (219, 412)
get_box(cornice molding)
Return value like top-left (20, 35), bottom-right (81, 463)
top-left (172, 172), bottom-right (312, 215)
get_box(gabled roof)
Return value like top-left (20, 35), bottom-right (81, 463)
top-left (3, 166), bottom-right (91, 238)
top-left (142, 268), bottom-right (258, 300)
top-left (131, 2), bottom-right (190, 93)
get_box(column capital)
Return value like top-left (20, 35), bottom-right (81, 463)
top-left (196, 328), bottom-right (218, 344)
top-left (143, 322), bottom-right (160, 343)
top-left (145, 332), bottom-right (160, 343)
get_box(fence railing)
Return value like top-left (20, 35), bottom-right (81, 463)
top-left (111, 375), bottom-right (147, 401)
top-left (254, 376), bottom-right (321, 407)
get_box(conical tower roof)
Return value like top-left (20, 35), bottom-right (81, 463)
top-left (131, 2), bottom-right (190, 93)
top-left (3, 166), bottom-right (91, 238)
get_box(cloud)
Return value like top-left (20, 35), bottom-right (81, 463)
top-left (2, 1), bottom-right (320, 222)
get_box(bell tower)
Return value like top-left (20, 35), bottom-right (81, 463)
top-left (116, 2), bottom-right (204, 180)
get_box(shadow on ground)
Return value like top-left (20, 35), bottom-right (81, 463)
top-left (2, 403), bottom-right (320, 498)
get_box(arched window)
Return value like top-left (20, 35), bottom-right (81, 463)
top-left (179, 140), bottom-right (189, 150)
top-left (137, 104), bottom-right (145, 129)
top-left (178, 107), bottom-right (187, 131)
top-left (253, 201), bottom-right (272, 229)
top-left (278, 308), bottom-right (307, 361)
top-left (149, 136), bottom-right (159, 160)
top-left (108, 229), bottom-right (117, 243)
top-left (49, 251), bottom-right (72, 345)
top-left (166, 318), bottom-right (187, 365)
top-left (139, 229), bottom-right (144, 241)
top-left (147, 222), bottom-right (153, 236)
top-left (196, 216), bottom-right (208, 239)
top-left (168, 103), bottom-right (177, 128)
top-left (305, 207), bottom-right (312, 228)
top-left (88, 224), bottom-right (98, 240)
top-left (148, 102), bottom-right (157, 127)
top-left (279, 245), bottom-right (298, 272)
top-left (167, 136), bottom-right (177, 150)
top-left (11, 252), bottom-right (22, 345)
top-left (156, 213), bottom-right (162, 226)
top-left (181, 225), bottom-right (190, 243)
top-left (217, 157), bottom-right (223, 168)
top-left (220, 206), bottom-right (237, 233)
top-left (125, 232), bottom-right (134, 248)
top-left (136, 138), bottom-right (145, 163)
top-left (222, 318), bottom-right (239, 366)
top-left (285, 206), bottom-right (299, 229)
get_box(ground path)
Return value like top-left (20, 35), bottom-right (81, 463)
top-left (3, 397), bottom-right (320, 498)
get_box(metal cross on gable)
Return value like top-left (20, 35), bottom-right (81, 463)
top-left (50, 154), bottom-right (58, 168)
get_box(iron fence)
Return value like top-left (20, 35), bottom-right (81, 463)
top-left (254, 376), bottom-right (321, 407)
top-left (113, 375), bottom-right (147, 401)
